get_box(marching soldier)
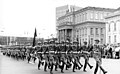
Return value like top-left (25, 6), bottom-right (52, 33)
top-left (37, 43), bottom-right (44, 70)
top-left (54, 41), bottom-right (60, 71)
top-left (81, 42), bottom-right (93, 72)
top-left (93, 40), bottom-right (107, 74)
top-left (43, 41), bottom-right (49, 72)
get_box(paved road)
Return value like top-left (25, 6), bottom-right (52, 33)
top-left (0, 52), bottom-right (120, 74)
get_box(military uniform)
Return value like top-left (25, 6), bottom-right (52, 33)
top-left (93, 40), bottom-right (107, 74)
top-left (81, 42), bottom-right (93, 72)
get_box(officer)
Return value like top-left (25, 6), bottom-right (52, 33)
top-left (82, 41), bottom-right (93, 72)
top-left (93, 40), bottom-right (107, 74)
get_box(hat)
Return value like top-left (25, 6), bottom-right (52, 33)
top-left (94, 39), bottom-right (100, 42)
top-left (73, 41), bottom-right (78, 44)
top-left (83, 41), bottom-right (87, 44)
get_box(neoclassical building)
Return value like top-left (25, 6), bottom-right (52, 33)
top-left (106, 7), bottom-right (120, 45)
top-left (56, 6), bottom-right (115, 45)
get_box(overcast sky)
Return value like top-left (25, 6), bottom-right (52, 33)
top-left (0, 0), bottom-right (120, 38)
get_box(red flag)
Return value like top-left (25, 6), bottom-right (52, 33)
top-left (32, 28), bottom-right (37, 47)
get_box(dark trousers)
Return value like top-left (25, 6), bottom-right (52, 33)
top-left (55, 62), bottom-right (58, 71)
top-left (38, 61), bottom-right (41, 69)
top-left (61, 65), bottom-right (64, 72)
top-left (33, 57), bottom-right (36, 63)
top-left (44, 62), bottom-right (48, 71)
top-left (94, 62), bottom-right (106, 74)
top-left (28, 57), bottom-right (31, 63)
top-left (50, 63), bottom-right (54, 71)
top-left (59, 63), bottom-right (64, 72)
top-left (83, 59), bottom-right (92, 71)
top-left (73, 62), bottom-right (77, 72)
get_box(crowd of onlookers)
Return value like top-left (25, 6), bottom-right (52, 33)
top-left (101, 44), bottom-right (120, 59)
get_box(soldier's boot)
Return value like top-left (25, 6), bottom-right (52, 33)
top-left (61, 69), bottom-right (64, 73)
top-left (50, 71), bottom-right (53, 74)
top-left (100, 66), bottom-right (107, 74)
top-left (88, 62), bottom-right (93, 69)
top-left (79, 62), bottom-right (83, 67)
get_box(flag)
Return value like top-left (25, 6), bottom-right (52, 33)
top-left (32, 28), bottom-right (37, 47)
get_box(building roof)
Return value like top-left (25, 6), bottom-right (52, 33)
top-left (105, 7), bottom-right (120, 19)
top-left (57, 6), bottom-right (116, 21)
top-left (75, 6), bottom-right (115, 14)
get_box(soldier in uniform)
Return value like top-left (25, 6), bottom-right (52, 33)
top-left (43, 41), bottom-right (49, 72)
top-left (37, 42), bottom-right (44, 70)
top-left (54, 41), bottom-right (60, 71)
top-left (93, 40), bottom-right (107, 74)
top-left (81, 42), bottom-right (93, 72)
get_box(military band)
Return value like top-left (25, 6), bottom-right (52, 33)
top-left (1, 39), bottom-right (108, 74)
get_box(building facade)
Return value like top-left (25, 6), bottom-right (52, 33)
top-left (56, 5), bottom-right (81, 38)
top-left (0, 36), bottom-right (42, 45)
top-left (57, 6), bottom-right (115, 45)
top-left (106, 7), bottom-right (120, 45)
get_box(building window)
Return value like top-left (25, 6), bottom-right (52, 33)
top-left (85, 28), bottom-right (87, 35)
top-left (90, 12), bottom-right (94, 19)
top-left (80, 15), bottom-right (82, 22)
top-left (96, 28), bottom-right (98, 35)
top-left (108, 24), bottom-right (110, 32)
top-left (75, 15), bottom-right (77, 24)
top-left (90, 28), bottom-right (93, 35)
top-left (91, 38), bottom-right (93, 44)
top-left (101, 28), bottom-right (103, 35)
top-left (83, 13), bottom-right (84, 21)
top-left (114, 35), bottom-right (116, 42)
top-left (95, 13), bottom-right (99, 19)
top-left (101, 38), bottom-right (103, 44)
top-left (85, 13), bottom-right (87, 20)
top-left (80, 29), bottom-right (81, 36)
top-left (114, 23), bottom-right (116, 31)
top-left (109, 36), bottom-right (111, 43)
top-left (83, 28), bottom-right (84, 36)
top-left (100, 13), bottom-right (103, 19)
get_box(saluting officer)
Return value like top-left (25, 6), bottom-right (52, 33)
top-left (93, 40), bottom-right (107, 74)
top-left (82, 41), bottom-right (93, 72)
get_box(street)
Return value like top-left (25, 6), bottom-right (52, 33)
top-left (0, 53), bottom-right (120, 74)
